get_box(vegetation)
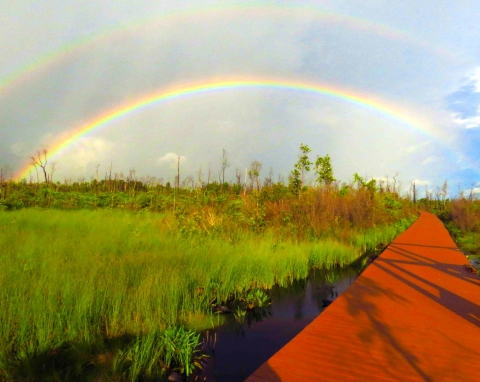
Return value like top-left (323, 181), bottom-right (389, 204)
top-left (0, 144), bottom-right (433, 380)
top-left (0, 207), bottom-right (415, 380)
top-left (438, 197), bottom-right (480, 264)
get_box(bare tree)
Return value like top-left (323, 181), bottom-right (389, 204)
top-left (425, 185), bottom-right (429, 209)
top-left (379, 179), bottom-right (385, 193)
top-left (176, 156), bottom-right (180, 190)
top-left (182, 176), bottom-right (194, 189)
top-left (49, 162), bottom-right (57, 184)
top-left (441, 180), bottom-right (448, 209)
top-left (235, 168), bottom-right (242, 186)
top-left (392, 173), bottom-right (399, 194)
top-left (109, 162), bottom-right (113, 181)
top-left (434, 187), bottom-right (442, 209)
top-left (244, 168), bottom-right (248, 195)
top-left (107, 162), bottom-right (113, 191)
top-left (220, 149), bottom-right (230, 184)
top-left (31, 149), bottom-right (49, 184)
top-left (0, 166), bottom-right (7, 199)
top-left (469, 183), bottom-right (476, 201)
top-left (411, 182), bottom-right (417, 204)
top-left (385, 176), bottom-right (390, 193)
top-left (264, 167), bottom-right (274, 187)
top-left (95, 164), bottom-right (100, 183)
top-left (128, 168), bottom-right (137, 194)
top-left (197, 167), bottom-right (203, 188)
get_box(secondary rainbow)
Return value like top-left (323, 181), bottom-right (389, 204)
top-left (15, 78), bottom-right (433, 180)
top-left (0, 4), bottom-right (456, 99)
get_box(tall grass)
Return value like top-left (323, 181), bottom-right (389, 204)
top-left (0, 208), bottom-right (415, 379)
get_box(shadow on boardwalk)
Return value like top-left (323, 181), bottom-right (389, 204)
top-left (340, 275), bottom-right (434, 381)
top-left (380, 244), bottom-right (480, 327)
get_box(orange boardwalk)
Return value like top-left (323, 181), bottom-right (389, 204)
top-left (246, 212), bottom-right (480, 381)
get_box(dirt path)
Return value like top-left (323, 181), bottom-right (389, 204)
top-left (246, 212), bottom-right (480, 381)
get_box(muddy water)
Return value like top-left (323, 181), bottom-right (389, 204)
top-left (196, 266), bottom-right (361, 381)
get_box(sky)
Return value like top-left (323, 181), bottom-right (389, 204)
top-left (1, 0), bottom-right (480, 195)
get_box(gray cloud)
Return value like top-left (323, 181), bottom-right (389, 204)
top-left (1, 0), bottom-right (480, 189)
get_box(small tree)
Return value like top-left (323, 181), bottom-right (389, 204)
top-left (315, 154), bottom-right (335, 185)
top-left (289, 168), bottom-right (302, 195)
top-left (248, 160), bottom-right (262, 191)
top-left (289, 143), bottom-right (312, 195)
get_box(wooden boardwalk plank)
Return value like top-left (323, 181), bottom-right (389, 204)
top-left (246, 212), bottom-right (480, 381)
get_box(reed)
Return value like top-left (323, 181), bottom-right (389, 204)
top-left (0, 208), bottom-right (415, 379)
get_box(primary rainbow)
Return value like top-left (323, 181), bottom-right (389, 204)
top-left (15, 78), bottom-right (433, 180)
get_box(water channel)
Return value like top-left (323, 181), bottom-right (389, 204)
top-left (194, 262), bottom-right (366, 381)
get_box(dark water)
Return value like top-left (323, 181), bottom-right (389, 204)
top-left (194, 266), bottom-right (361, 382)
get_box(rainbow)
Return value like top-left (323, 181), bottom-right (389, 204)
top-left (0, 4), bottom-right (456, 99)
top-left (15, 78), bottom-right (435, 180)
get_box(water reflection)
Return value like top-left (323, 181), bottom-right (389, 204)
top-left (195, 266), bottom-right (361, 381)
top-left (234, 305), bottom-right (272, 339)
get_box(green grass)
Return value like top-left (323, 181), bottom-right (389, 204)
top-left (0, 208), bottom-right (415, 380)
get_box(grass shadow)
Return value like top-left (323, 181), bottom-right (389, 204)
top-left (1, 333), bottom-right (178, 382)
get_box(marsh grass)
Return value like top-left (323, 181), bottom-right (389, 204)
top-left (0, 208), bottom-right (414, 380)
top-left (242, 289), bottom-right (271, 310)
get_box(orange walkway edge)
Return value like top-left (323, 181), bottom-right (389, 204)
top-left (246, 212), bottom-right (480, 381)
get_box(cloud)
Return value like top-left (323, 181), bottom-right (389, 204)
top-left (469, 67), bottom-right (480, 92)
top-left (446, 67), bottom-right (480, 128)
top-left (10, 142), bottom-right (30, 157)
top-left (157, 153), bottom-right (187, 169)
top-left (55, 137), bottom-right (114, 176)
top-left (451, 113), bottom-right (480, 129)
top-left (403, 141), bottom-right (432, 154)
top-left (411, 179), bottom-right (430, 186)
top-left (421, 156), bottom-right (438, 165)
top-left (69, 138), bottom-right (112, 166)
